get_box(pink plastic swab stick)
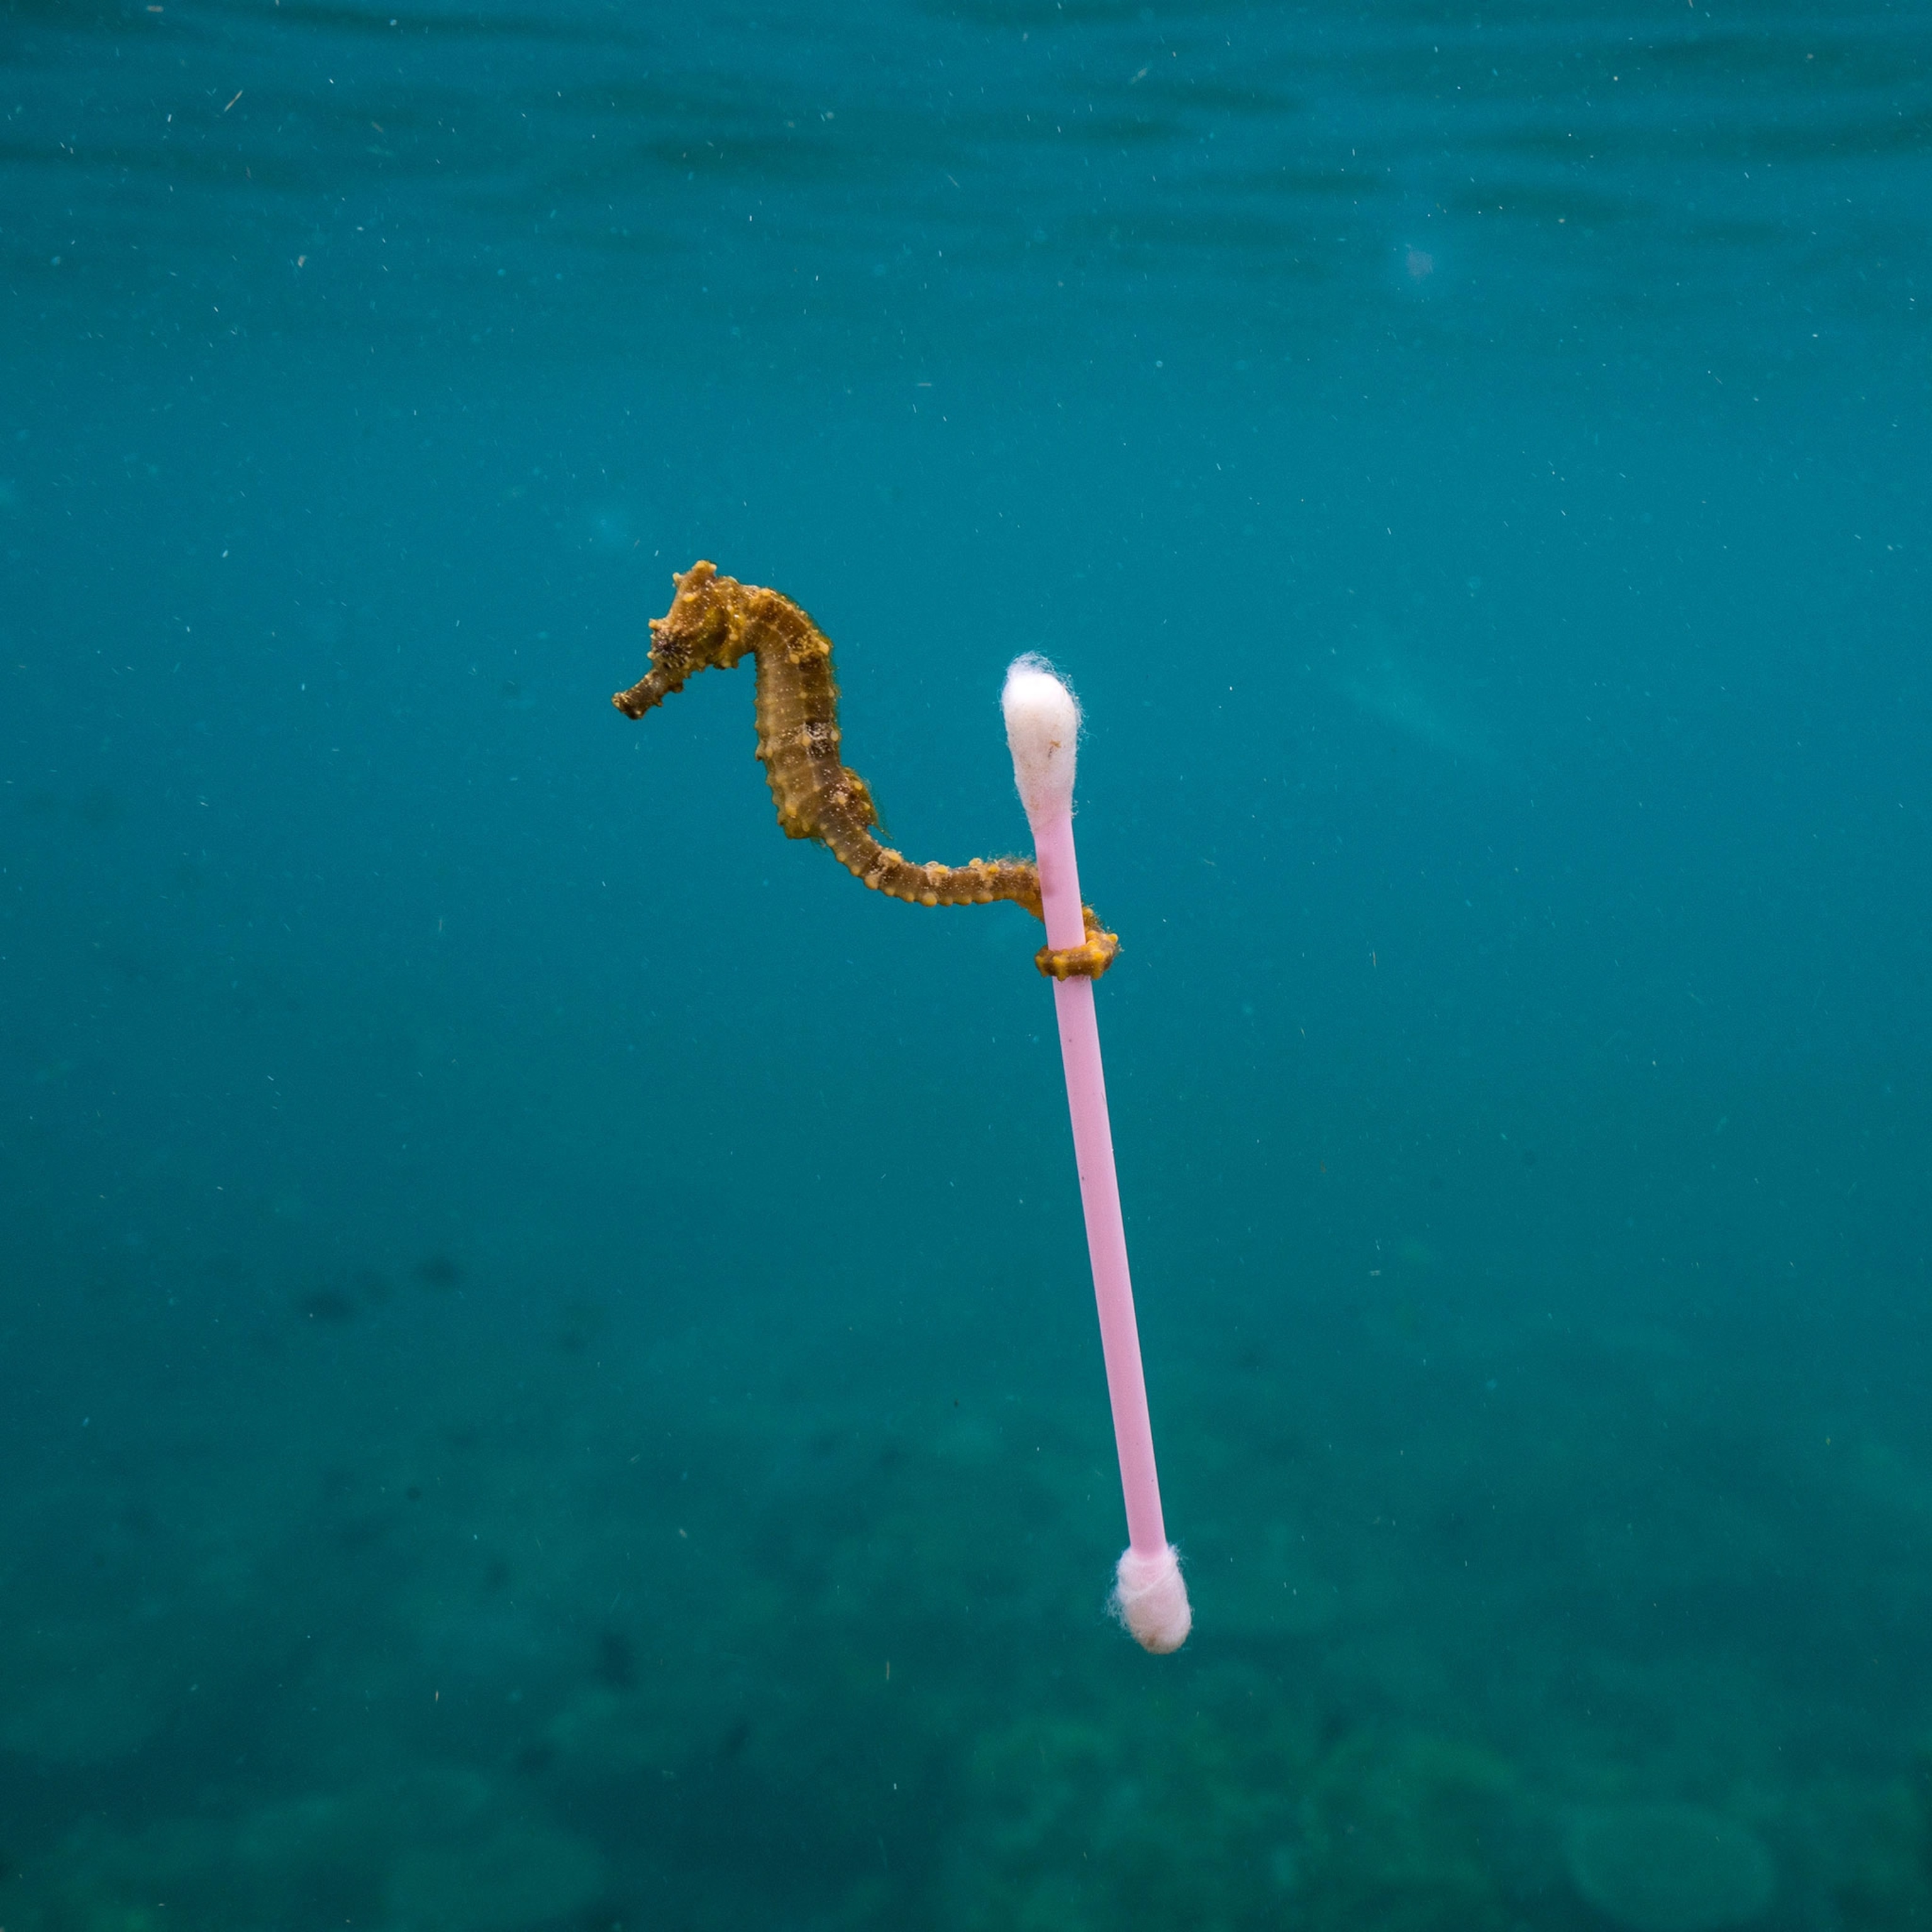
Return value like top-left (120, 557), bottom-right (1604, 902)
top-left (1003, 657), bottom-right (1192, 1654)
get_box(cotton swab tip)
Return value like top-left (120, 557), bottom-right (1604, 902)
top-left (1002, 655), bottom-right (1080, 828)
top-left (1111, 1544), bottom-right (1192, 1653)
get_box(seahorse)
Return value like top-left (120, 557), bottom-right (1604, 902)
top-left (613, 561), bottom-right (1118, 979)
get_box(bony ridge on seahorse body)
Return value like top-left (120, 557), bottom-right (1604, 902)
top-left (613, 562), bottom-right (1118, 979)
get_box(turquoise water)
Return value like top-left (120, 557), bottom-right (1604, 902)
top-left (4, 1), bottom-right (1931, 1926)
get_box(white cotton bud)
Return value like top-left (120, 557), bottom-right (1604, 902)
top-left (1002, 654), bottom-right (1080, 830)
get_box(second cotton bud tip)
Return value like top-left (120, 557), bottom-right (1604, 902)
top-left (1002, 655), bottom-right (1080, 830)
top-left (1111, 1544), bottom-right (1192, 1653)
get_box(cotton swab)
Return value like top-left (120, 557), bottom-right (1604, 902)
top-left (1002, 657), bottom-right (1192, 1655)
top-left (613, 565), bottom-right (1190, 1650)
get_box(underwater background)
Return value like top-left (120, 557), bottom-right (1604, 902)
top-left (4, 0), bottom-right (1931, 1926)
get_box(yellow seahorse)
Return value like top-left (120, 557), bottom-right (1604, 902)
top-left (613, 562), bottom-right (1117, 979)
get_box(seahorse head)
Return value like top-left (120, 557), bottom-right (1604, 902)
top-left (615, 560), bottom-right (747, 718)
top-left (647, 559), bottom-right (742, 672)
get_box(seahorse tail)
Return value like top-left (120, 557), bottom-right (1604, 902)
top-left (836, 846), bottom-right (1042, 915)
top-left (1036, 907), bottom-right (1121, 980)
